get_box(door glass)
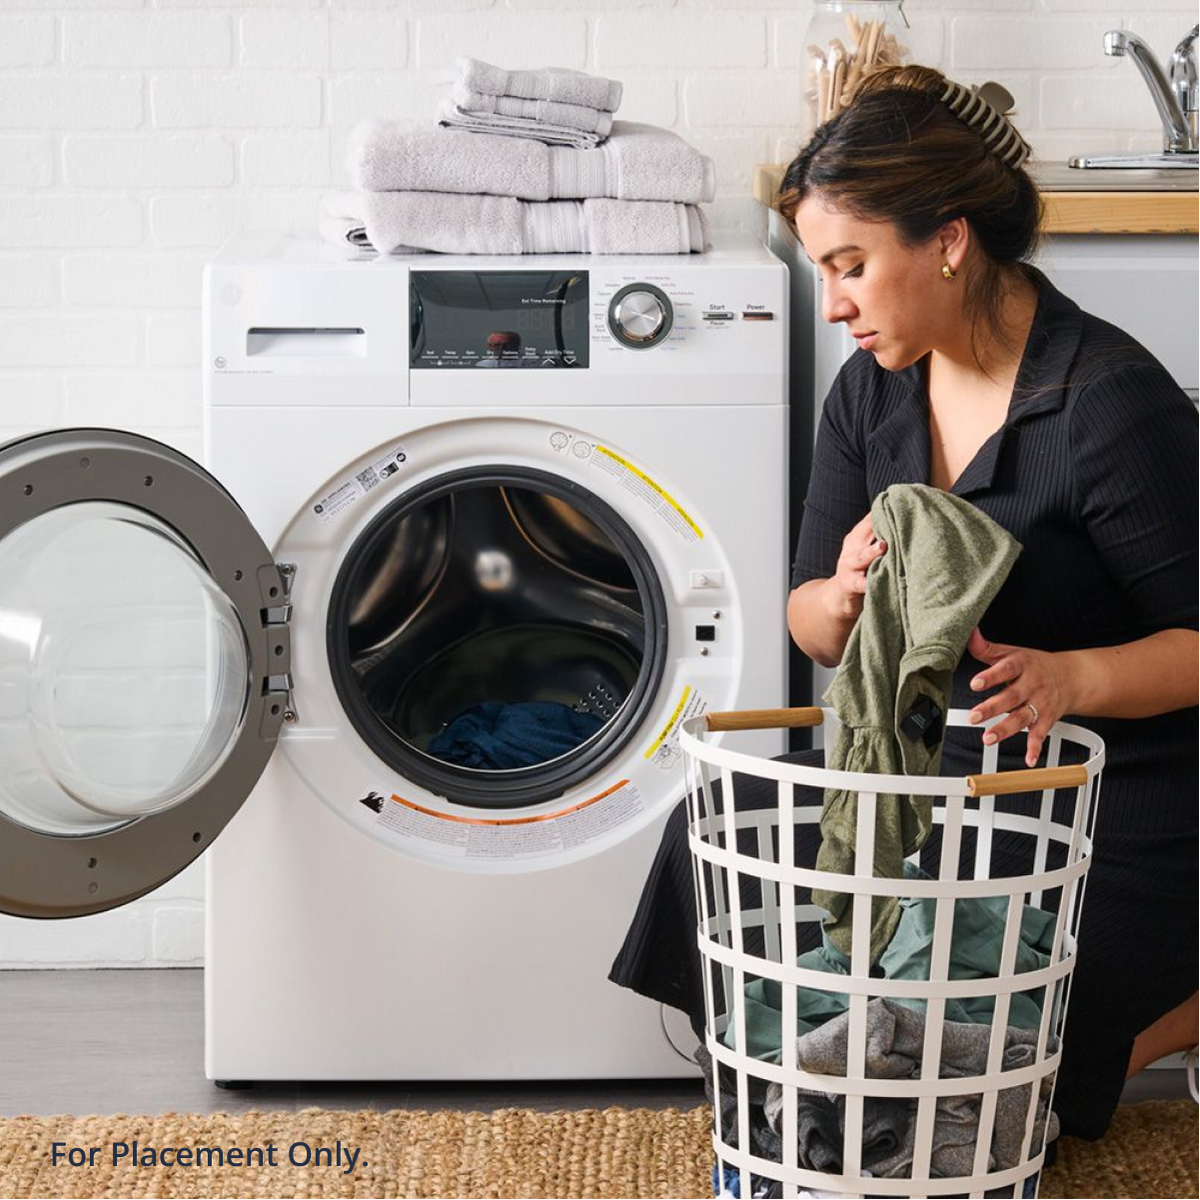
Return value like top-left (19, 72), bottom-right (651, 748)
top-left (0, 502), bottom-right (250, 836)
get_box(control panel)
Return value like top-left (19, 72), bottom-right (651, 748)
top-left (590, 265), bottom-right (782, 367)
top-left (205, 234), bottom-right (787, 407)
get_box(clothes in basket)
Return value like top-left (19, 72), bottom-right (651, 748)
top-left (732, 865), bottom-right (1058, 1061)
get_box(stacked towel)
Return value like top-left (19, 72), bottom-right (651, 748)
top-left (321, 190), bottom-right (707, 256)
top-left (439, 57), bottom-right (622, 148)
top-left (349, 122), bottom-right (715, 205)
top-left (322, 58), bottom-right (713, 256)
top-left (460, 56), bottom-right (622, 112)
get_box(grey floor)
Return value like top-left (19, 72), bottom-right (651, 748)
top-left (0, 969), bottom-right (705, 1117)
top-left (0, 969), bottom-right (1187, 1117)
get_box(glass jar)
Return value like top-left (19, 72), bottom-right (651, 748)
top-left (803, 1), bottom-right (911, 134)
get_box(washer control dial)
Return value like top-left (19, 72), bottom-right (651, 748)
top-left (607, 283), bottom-right (674, 349)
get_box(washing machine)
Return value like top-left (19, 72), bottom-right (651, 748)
top-left (0, 232), bottom-right (788, 1083)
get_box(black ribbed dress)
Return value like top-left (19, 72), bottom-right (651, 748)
top-left (609, 270), bottom-right (1199, 1141)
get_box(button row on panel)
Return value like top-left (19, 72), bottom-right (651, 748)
top-left (701, 311), bottom-right (775, 322)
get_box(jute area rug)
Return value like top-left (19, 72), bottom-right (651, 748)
top-left (0, 1101), bottom-right (1194, 1199)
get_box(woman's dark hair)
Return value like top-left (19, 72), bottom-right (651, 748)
top-left (777, 65), bottom-right (1043, 366)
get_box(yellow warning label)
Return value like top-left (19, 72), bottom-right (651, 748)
top-left (645, 686), bottom-right (694, 759)
top-left (594, 445), bottom-right (703, 541)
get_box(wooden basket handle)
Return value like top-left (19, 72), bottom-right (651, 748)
top-left (705, 707), bottom-right (825, 732)
top-left (967, 764), bottom-right (1089, 797)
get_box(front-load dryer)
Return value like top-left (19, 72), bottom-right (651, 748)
top-left (0, 233), bottom-right (789, 1083)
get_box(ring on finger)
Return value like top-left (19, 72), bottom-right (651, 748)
top-left (1023, 701), bottom-right (1039, 728)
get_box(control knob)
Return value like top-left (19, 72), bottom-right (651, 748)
top-left (607, 283), bottom-right (674, 349)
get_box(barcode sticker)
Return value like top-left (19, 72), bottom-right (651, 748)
top-left (313, 445), bottom-right (408, 524)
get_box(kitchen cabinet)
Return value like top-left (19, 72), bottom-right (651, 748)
top-left (1035, 235), bottom-right (1197, 395)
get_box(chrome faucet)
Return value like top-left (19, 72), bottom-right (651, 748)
top-left (1172, 25), bottom-right (1198, 150)
top-left (1104, 27), bottom-right (1197, 155)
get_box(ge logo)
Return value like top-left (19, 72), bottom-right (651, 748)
top-left (214, 356), bottom-right (227, 369)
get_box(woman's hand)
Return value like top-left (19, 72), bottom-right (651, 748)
top-left (966, 628), bottom-right (1079, 768)
top-left (826, 513), bottom-right (887, 619)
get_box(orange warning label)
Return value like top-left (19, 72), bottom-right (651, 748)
top-left (388, 779), bottom-right (629, 826)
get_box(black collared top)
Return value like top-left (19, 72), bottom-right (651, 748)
top-left (792, 269), bottom-right (1198, 832)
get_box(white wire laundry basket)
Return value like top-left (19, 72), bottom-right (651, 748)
top-left (679, 706), bottom-right (1105, 1200)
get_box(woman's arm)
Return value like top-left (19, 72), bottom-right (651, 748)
top-left (787, 512), bottom-right (887, 668)
top-left (966, 627), bottom-right (1199, 766)
top-left (787, 580), bottom-right (856, 669)
top-left (1062, 628), bottom-right (1199, 718)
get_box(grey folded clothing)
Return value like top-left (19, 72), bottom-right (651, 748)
top-left (460, 56), bottom-right (622, 112)
top-left (349, 121), bottom-right (716, 205)
top-left (763, 998), bottom-right (1059, 1180)
top-left (439, 98), bottom-right (603, 149)
top-left (319, 190), bottom-right (708, 255)
top-left (452, 82), bottom-right (614, 137)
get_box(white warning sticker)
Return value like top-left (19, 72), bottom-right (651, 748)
top-left (372, 779), bottom-right (645, 861)
top-left (645, 686), bottom-right (708, 769)
top-left (590, 445), bottom-right (703, 543)
top-left (312, 445), bottom-right (408, 524)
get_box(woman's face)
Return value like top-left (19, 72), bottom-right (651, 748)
top-left (794, 194), bottom-right (960, 372)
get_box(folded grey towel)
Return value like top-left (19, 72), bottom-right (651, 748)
top-left (319, 192), bottom-right (420, 253)
top-left (319, 211), bottom-right (371, 250)
top-left (438, 98), bottom-right (603, 149)
top-left (452, 82), bottom-right (614, 137)
top-left (319, 189), bottom-right (707, 256)
top-left (460, 56), bottom-right (621, 112)
top-left (350, 121), bottom-right (716, 205)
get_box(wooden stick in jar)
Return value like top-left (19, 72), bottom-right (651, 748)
top-left (817, 63), bottom-right (832, 124)
top-left (865, 19), bottom-right (883, 69)
top-left (830, 49), bottom-right (846, 118)
top-left (828, 39), bottom-right (848, 113)
top-left (806, 43), bottom-right (824, 106)
top-left (845, 28), bottom-right (869, 96)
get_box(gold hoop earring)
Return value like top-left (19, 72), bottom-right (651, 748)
top-left (942, 263), bottom-right (957, 281)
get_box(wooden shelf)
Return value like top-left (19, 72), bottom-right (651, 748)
top-left (753, 164), bottom-right (1199, 234)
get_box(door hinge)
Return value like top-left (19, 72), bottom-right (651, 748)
top-left (263, 562), bottom-right (297, 725)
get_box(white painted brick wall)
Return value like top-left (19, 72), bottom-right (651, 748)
top-left (0, 16), bottom-right (56, 67)
top-left (63, 13), bottom-right (233, 67)
top-left (0, 0), bottom-right (1195, 967)
top-left (63, 134), bottom-right (237, 188)
top-left (0, 254), bottom-right (58, 306)
top-left (0, 136), bottom-right (55, 186)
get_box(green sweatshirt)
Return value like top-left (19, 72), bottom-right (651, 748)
top-left (814, 483), bottom-right (1022, 962)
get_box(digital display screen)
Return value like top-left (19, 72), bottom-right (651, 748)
top-left (410, 271), bottom-right (590, 370)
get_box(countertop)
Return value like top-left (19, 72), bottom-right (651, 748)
top-left (752, 163), bottom-right (1199, 234)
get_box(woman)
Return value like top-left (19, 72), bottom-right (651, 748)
top-left (610, 64), bottom-right (1198, 1142)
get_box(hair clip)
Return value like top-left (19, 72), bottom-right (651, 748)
top-left (940, 79), bottom-right (1031, 169)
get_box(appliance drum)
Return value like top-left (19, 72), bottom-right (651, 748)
top-left (327, 466), bottom-right (668, 808)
